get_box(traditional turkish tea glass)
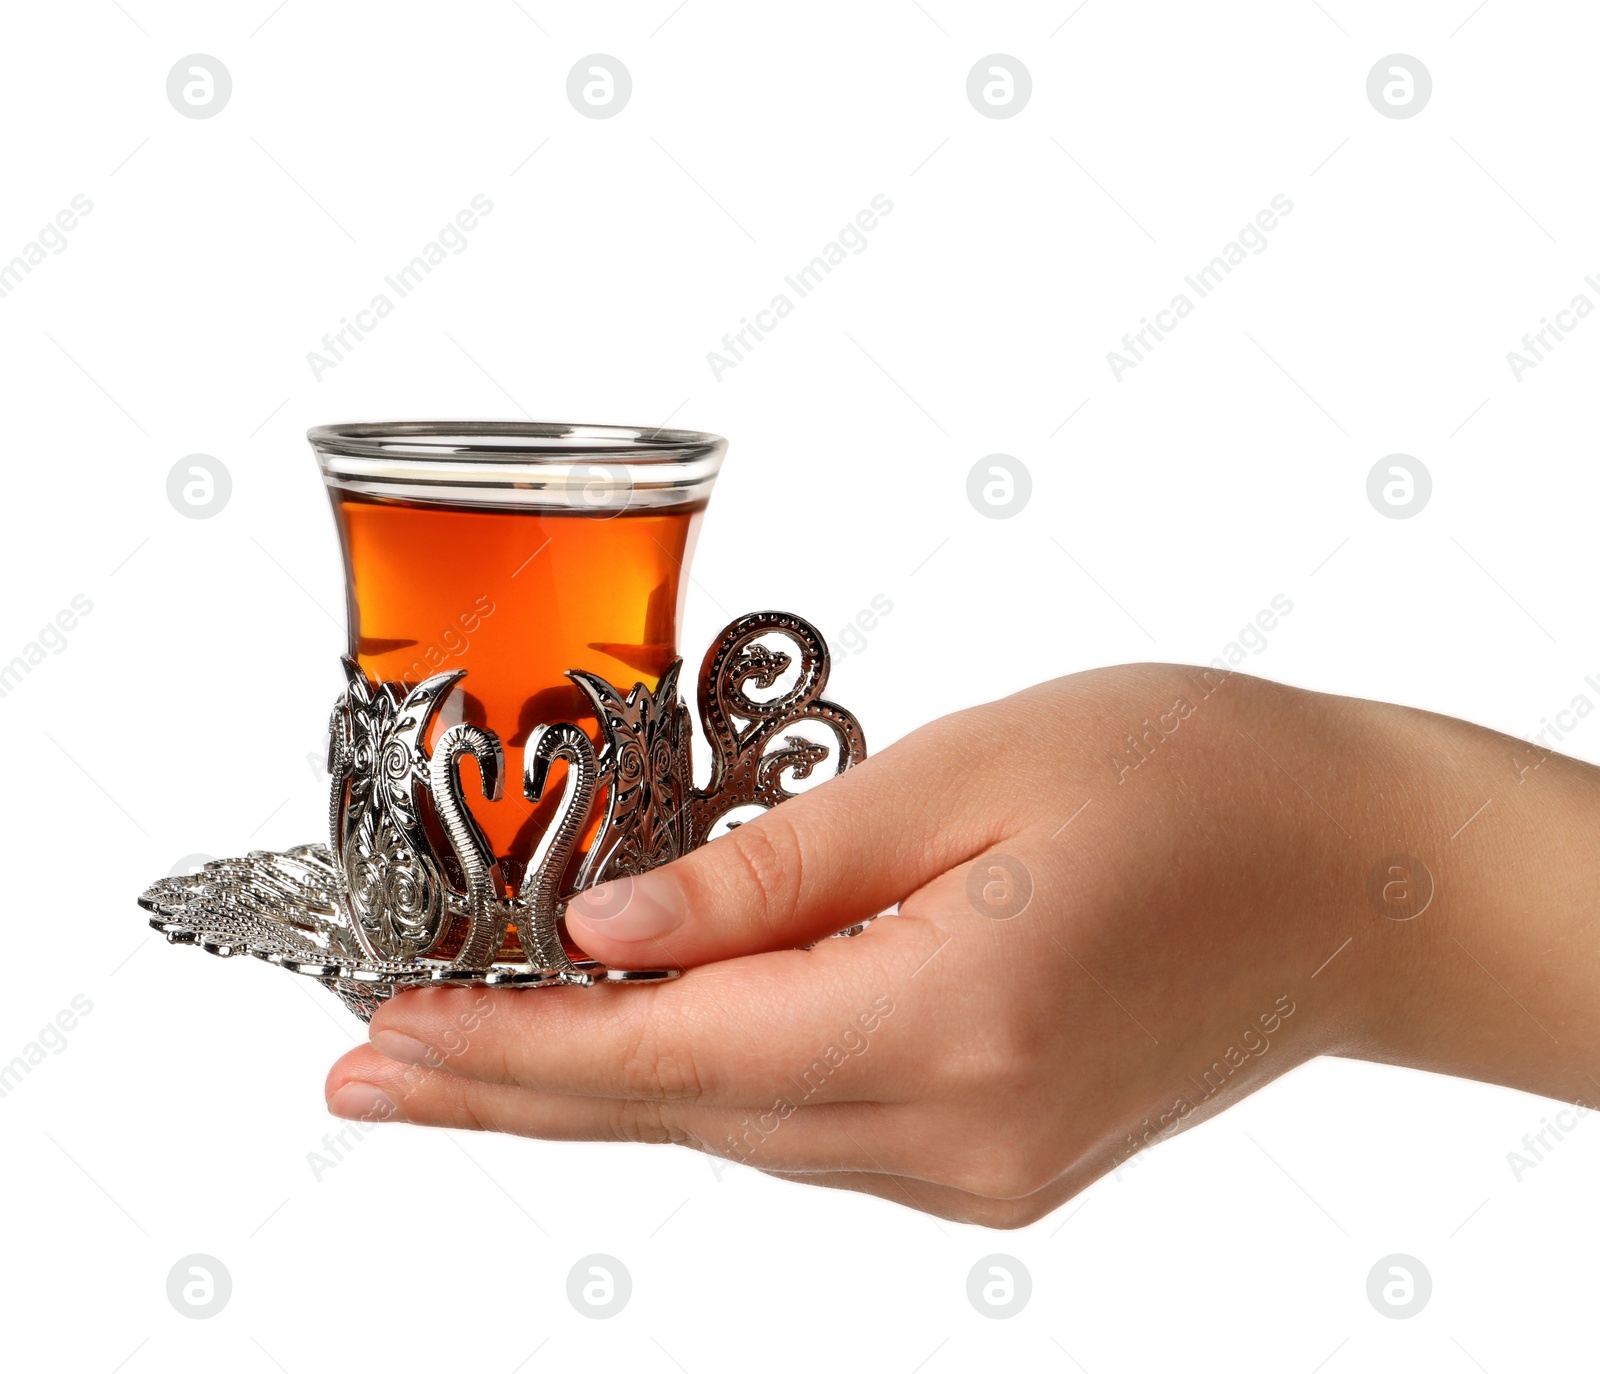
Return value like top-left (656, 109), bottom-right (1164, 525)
top-left (310, 421), bottom-right (723, 966)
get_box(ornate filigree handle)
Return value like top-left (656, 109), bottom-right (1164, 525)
top-left (686, 611), bottom-right (868, 850)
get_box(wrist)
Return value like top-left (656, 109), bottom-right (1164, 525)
top-left (1337, 694), bottom-right (1600, 1103)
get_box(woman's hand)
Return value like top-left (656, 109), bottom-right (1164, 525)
top-left (325, 664), bottom-right (1600, 1226)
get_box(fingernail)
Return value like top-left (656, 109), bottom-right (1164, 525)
top-left (370, 1030), bottom-right (437, 1067)
top-left (328, 1081), bottom-right (399, 1122)
top-left (565, 871), bottom-right (682, 942)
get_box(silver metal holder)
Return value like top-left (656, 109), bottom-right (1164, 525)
top-left (137, 611), bottom-right (867, 1021)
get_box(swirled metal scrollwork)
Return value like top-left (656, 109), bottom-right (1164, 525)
top-left (685, 611), bottom-right (867, 848)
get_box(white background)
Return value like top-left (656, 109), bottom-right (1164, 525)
top-left (1, 1), bottom-right (1596, 1369)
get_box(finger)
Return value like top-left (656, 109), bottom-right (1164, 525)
top-left (564, 712), bottom-right (1020, 969)
top-left (325, 1045), bottom-right (909, 1174)
top-left (353, 919), bottom-right (926, 1106)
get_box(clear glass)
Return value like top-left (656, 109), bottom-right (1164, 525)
top-left (309, 420), bottom-right (724, 908)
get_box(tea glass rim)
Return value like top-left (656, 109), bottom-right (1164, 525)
top-left (309, 419), bottom-right (725, 510)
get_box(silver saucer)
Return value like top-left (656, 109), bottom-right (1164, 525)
top-left (138, 844), bottom-right (679, 1022)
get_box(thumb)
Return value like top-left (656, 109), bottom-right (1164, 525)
top-left (563, 742), bottom-right (982, 968)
